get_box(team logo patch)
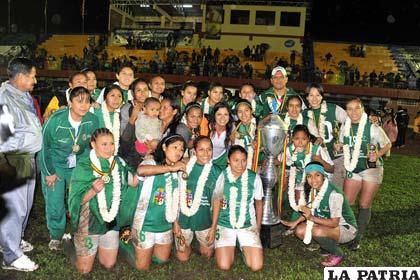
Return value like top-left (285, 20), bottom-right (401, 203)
top-left (82, 134), bottom-right (87, 141)
top-left (186, 189), bottom-right (193, 207)
top-left (221, 197), bottom-right (228, 210)
top-left (154, 187), bottom-right (166, 205)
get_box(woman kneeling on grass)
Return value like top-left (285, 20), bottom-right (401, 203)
top-left (130, 134), bottom-right (187, 270)
top-left (212, 145), bottom-right (264, 272)
top-left (281, 162), bottom-right (357, 267)
top-left (68, 128), bottom-right (137, 274)
top-left (173, 136), bottom-right (222, 261)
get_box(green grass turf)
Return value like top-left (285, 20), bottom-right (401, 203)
top-left (1, 154), bottom-right (420, 279)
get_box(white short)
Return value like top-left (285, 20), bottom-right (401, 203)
top-left (133, 229), bottom-right (173, 250)
top-left (74, 230), bottom-right (119, 257)
top-left (348, 167), bottom-right (383, 184)
top-left (214, 225), bottom-right (262, 249)
top-left (175, 228), bottom-right (213, 251)
top-left (338, 224), bottom-right (357, 244)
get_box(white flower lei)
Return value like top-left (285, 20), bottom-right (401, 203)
top-left (227, 167), bottom-right (249, 229)
top-left (284, 113), bottom-right (303, 129)
top-left (203, 97), bottom-right (211, 115)
top-left (164, 172), bottom-right (180, 223)
top-left (179, 156), bottom-right (212, 217)
top-left (288, 143), bottom-right (312, 212)
top-left (89, 149), bottom-right (121, 223)
top-left (343, 112), bottom-right (368, 172)
top-left (101, 102), bottom-right (120, 155)
top-left (308, 101), bottom-right (327, 140)
top-left (303, 178), bottom-right (329, 244)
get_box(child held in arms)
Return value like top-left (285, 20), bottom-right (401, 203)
top-left (135, 97), bottom-right (162, 156)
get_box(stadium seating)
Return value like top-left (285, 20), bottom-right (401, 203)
top-left (390, 45), bottom-right (420, 77)
top-left (38, 34), bottom-right (99, 58)
top-left (313, 42), bottom-right (399, 75)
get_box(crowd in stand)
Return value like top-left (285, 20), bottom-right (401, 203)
top-left (348, 44), bottom-right (367, 57)
top-left (0, 40), bottom-right (419, 90)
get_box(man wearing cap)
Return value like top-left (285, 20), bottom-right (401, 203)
top-left (256, 66), bottom-right (300, 119)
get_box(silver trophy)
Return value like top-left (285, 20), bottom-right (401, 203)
top-left (260, 115), bottom-right (288, 225)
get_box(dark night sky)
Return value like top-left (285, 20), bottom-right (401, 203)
top-left (0, 0), bottom-right (419, 45)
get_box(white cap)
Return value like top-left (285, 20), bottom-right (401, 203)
top-left (271, 66), bottom-right (287, 77)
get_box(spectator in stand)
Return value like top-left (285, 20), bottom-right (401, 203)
top-left (325, 52), bottom-right (332, 65)
top-left (369, 70), bottom-right (377, 87)
top-left (362, 72), bottom-right (369, 86)
top-left (395, 106), bottom-right (409, 148)
top-left (251, 46), bottom-right (256, 61)
top-left (213, 48), bottom-right (220, 64)
top-left (355, 68), bottom-right (361, 83)
top-left (361, 44), bottom-right (366, 57)
top-left (243, 46), bottom-right (251, 59)
top-left (290, 50), bottom-right (296, 67)
top-left (348, 66), bottom-right (355, 85)
top-left (395, 72), bottom-right (402, 84)
top-left (378, 71), bottom-right (385, 86)
top-left (191, 49), bottom-right (197, 63)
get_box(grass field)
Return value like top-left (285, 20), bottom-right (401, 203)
top-left (1, 154), bottom-right (420, 280)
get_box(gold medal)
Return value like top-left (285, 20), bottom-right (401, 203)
top-left (72, 144), bottom-right (80, 153)
top-left (102, 175), bottom-right (110, 183)
top-left (181, 171), bottom-right (189, 180)
top-left (91, 159), bottom-right (116, 184)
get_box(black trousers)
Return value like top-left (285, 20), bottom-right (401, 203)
top-left (396, 125), bottom-right (407, 146)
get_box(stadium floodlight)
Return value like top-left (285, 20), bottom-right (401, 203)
top-left (173, 4), bottom-right (193, 8)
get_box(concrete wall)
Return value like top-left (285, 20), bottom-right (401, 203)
top-left (201, 4), bottom-right (305, 52)
top-left (221, 5), bottom-right (305, 36)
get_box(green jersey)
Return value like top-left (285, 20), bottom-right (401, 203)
top-left (91, 88), bottom-right (102, 102)
top-left (286, 143), bottom-right (321, 185)
top-left (68, 155), bottom-right (129, 234)
top-left (302, 102), bottom-right (347, 159)
top-left (256, 87), bottom-right (297, 119)
top-left (142, 173), bottom-right (178, 233)
top-left (178, 98), bottom-right (186, 113)
top-left (38, 108), bottom-right (99, 175)
top-left (315, 183), bottom-right (357, 229)
top-left (342, 121), bottom-right (386, 173)
top-left (214, 169), bottom-right (263, 229)
top-left (93, 107), bottom-right (117, 129)
top-left (179, 164), bottom-right (222, 231)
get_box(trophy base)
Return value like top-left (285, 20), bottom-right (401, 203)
top-left (260, 222), bottom-right (284, 249)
